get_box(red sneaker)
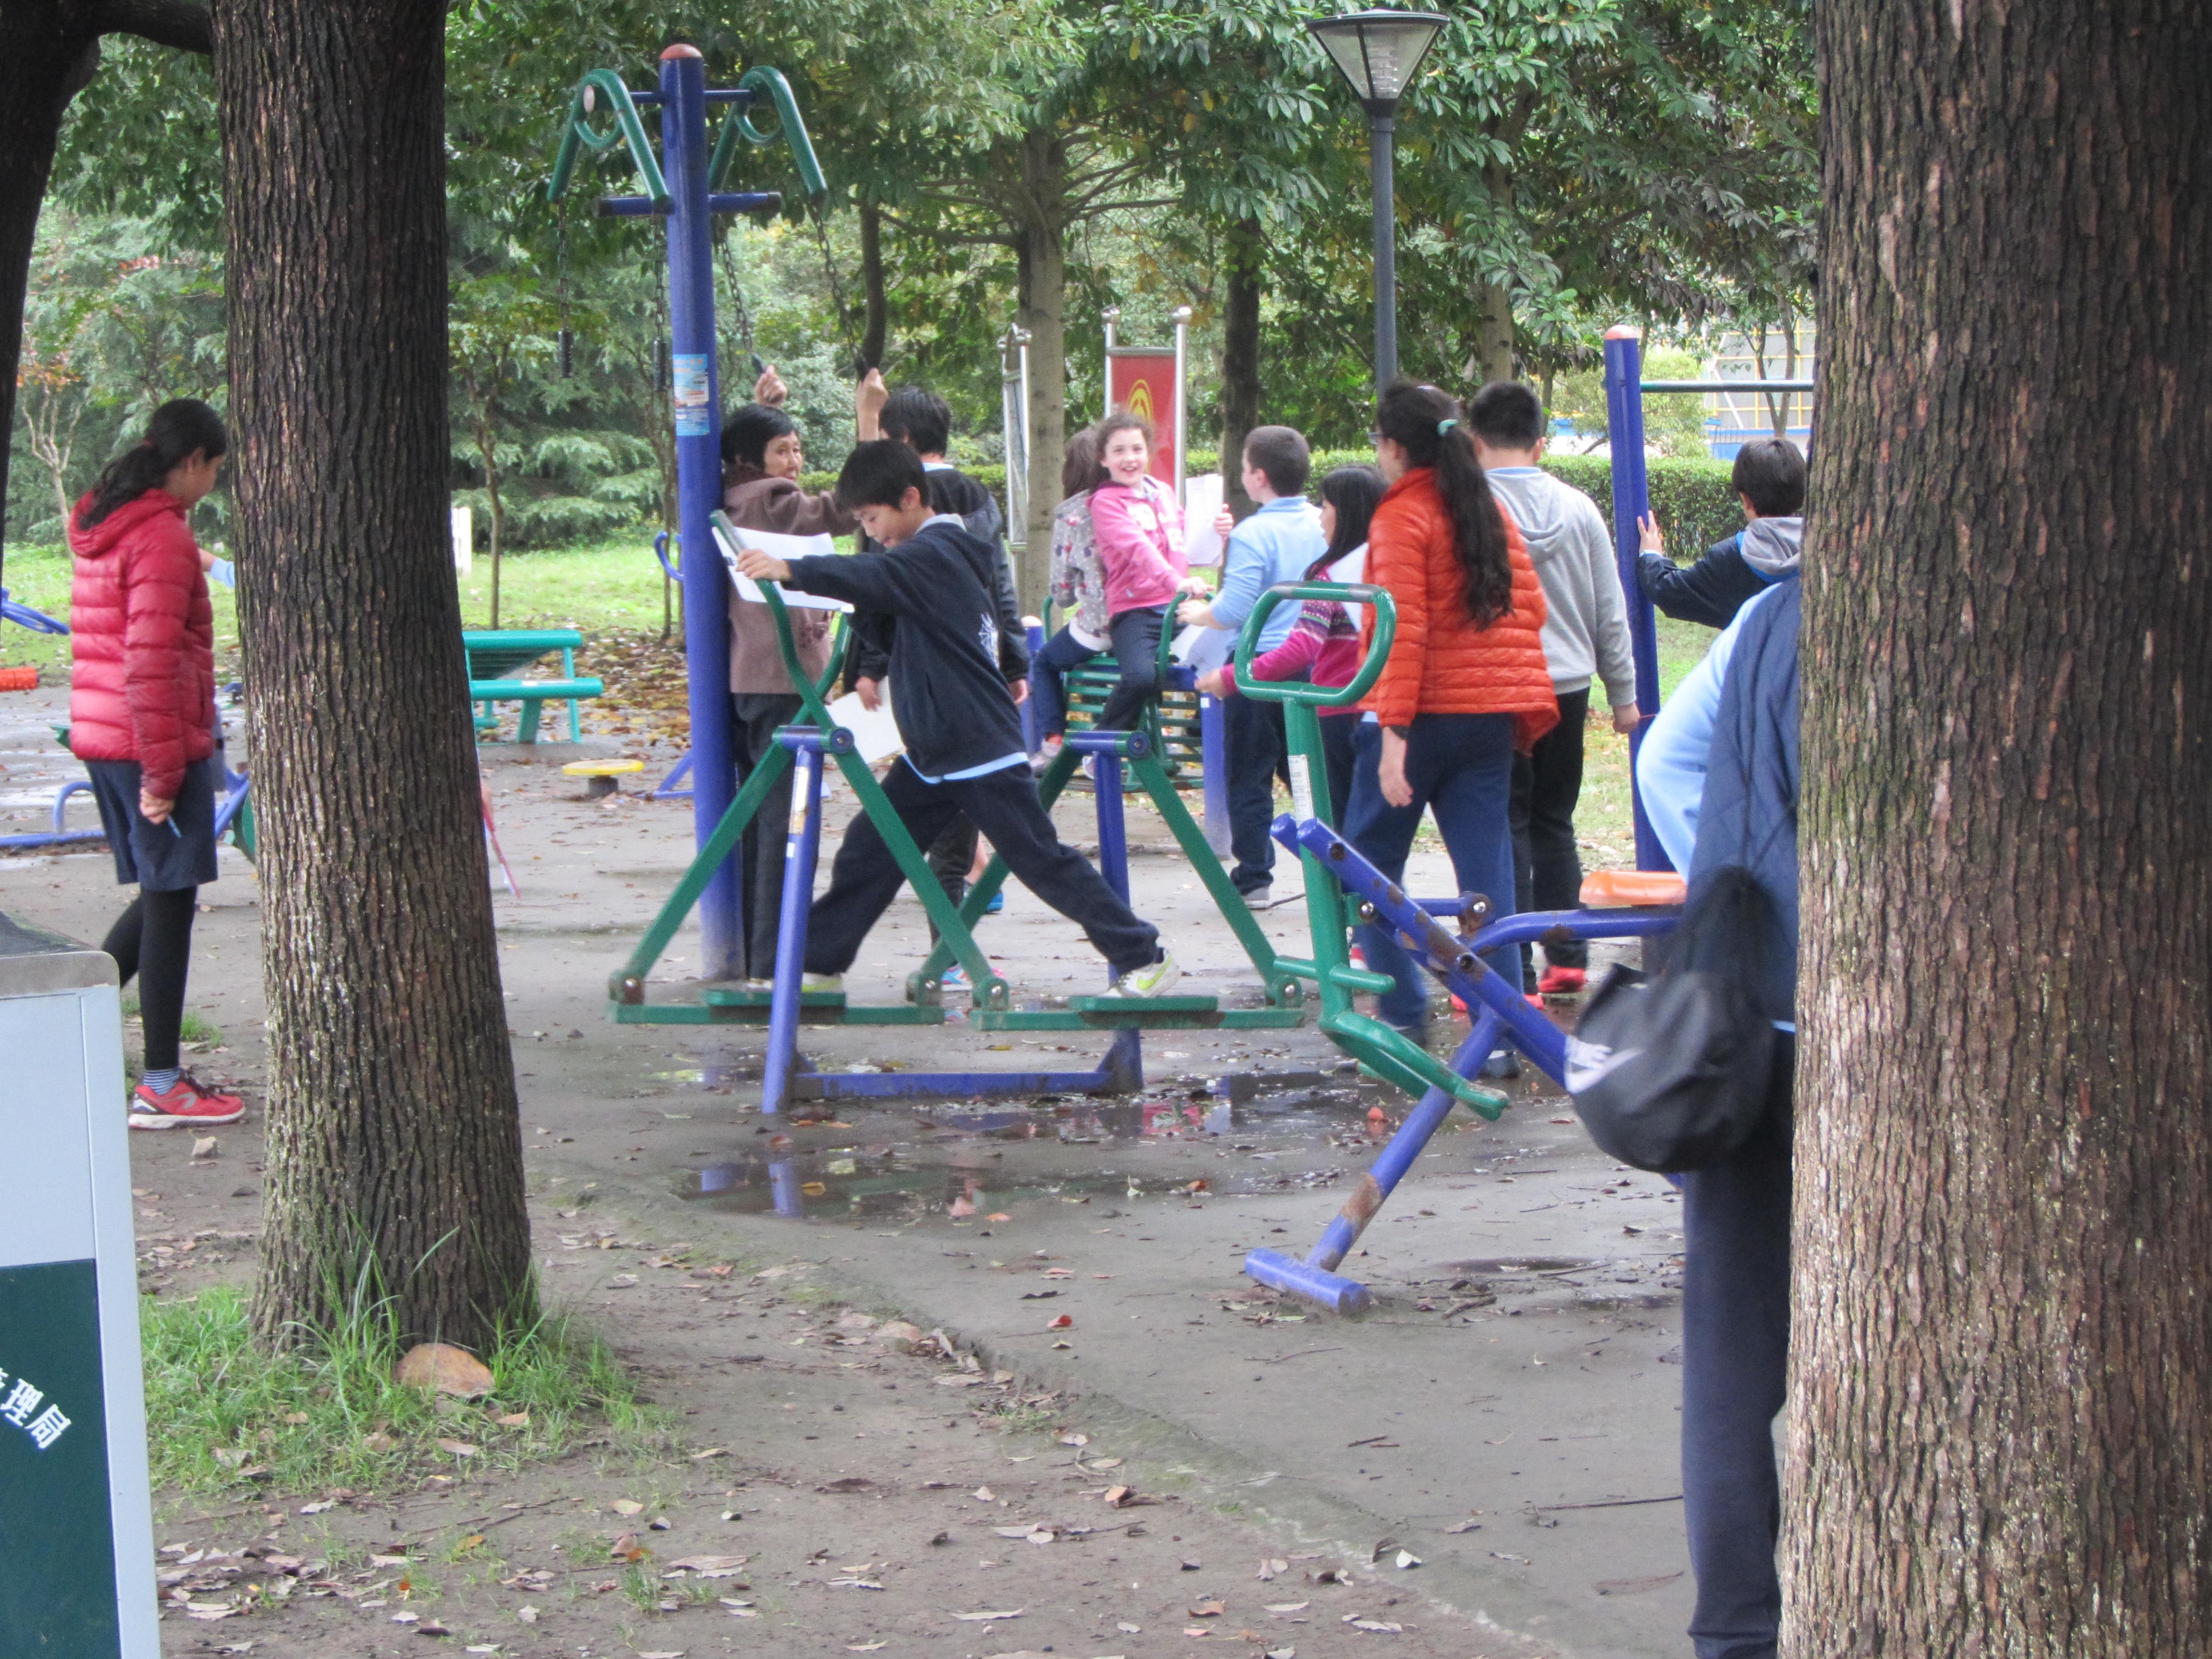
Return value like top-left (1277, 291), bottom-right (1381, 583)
top-left (129, 1074), bottom-right (247, 1130)
top-left (1537, 965), bottom-right (1588, 996)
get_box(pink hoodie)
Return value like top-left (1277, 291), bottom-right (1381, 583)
top-left (1088, 477), bottom-right (1187, 615)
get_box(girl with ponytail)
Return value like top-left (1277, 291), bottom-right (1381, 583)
top-left (67, 398), bottom-right (246, 1129)
top-left (1347, 381), bottom-right (1558, 1064)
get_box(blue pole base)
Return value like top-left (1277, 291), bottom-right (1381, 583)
top-left (1244, 1248), bottom-right (1372, 1315)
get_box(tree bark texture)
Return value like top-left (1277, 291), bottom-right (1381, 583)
top-left (1218, 216), bottom-right (1262, 518)
top-left (0, 0), bottom-right (209, 589)
top-left (857, 196), bottom-right (887, 372)
top-left (1013, 126), bottom-right (1068, 614)
top-left (1787, 3), bottom-right (2212, 1653)
top-left (213, 0), bottom-right (533, 1351)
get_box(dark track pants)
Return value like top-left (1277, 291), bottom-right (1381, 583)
top-left (733, 692), bottom-right (804, 980)
top-left (804, 760), bottom-right (1159, 980)
top-left (1223, 682), bottom-right (1299, 893)
top-left (1510, 685), bottom-right (1589, 985)
top-left (1680, 1044), bottom-right (1794, 1659)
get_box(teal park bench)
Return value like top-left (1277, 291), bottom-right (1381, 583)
top-left (463, 629), bottom-right (603, 743)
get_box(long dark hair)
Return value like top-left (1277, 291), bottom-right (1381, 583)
top-left (1375, 380), bottom-right (1513, 627)
top-left (1308, 464), bottom-right (1384, 580)
top-left (77, 399), bottom-right (226, 531)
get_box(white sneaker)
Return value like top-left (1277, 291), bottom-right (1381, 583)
top-left (800, 973), bottom-right (843, 994)
top-left (1100, 953), bottom-right (1181, 999)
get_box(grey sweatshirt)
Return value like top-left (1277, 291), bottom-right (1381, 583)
top-left (1485, 468), bottom-right (1637, 705)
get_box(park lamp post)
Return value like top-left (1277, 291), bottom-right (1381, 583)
top-left (1306, 8), bottom-right (1446, 387)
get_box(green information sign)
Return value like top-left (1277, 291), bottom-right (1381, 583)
top-left (0, 912), bottom-right (157, 1657)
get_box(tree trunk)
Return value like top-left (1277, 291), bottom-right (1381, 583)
top-left (857, 196), bottom-right (887, 372)
top-left (478, 413), bottom-right (504, 629)
top-left (1786, 2), bottom-right (2212, 1653)
top-left (213, 0), bottom-right (533, 1352)
top-left (1013, 127), bottom-right (1068, 613)
top-left (1475, 277), bottom-right (1515, 386)
top-left (1218, 215), bottom-right (1262, 518)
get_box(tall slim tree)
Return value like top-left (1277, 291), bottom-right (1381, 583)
top-left (0, 0), bottom-right (209, 588)
top-left (1788, 1), bottom-right (2212, 1651)
top-left (211, 0), bottom-right (533, 1348)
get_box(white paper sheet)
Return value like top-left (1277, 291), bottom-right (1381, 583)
top-left (1181, 472), bottom-right (1225, 566)
top-left (714, 521), bottom-right (854, 611)
top-left (825, 687), bottom-right (905, 762)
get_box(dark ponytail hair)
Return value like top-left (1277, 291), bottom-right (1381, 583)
top-left (1374, 380), bottom-right (1513, 628)
top-left (1308, 464), bottom-right (1384, 580)
top-left (78, 398), bottom-right (227, 531)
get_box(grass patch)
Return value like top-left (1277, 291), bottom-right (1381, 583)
top-left (143, 1285), bottom-right (670, 1498)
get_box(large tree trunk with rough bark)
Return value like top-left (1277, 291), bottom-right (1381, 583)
top-left (1785, 2), bottom-right (2212, 1652)
top-left (1012, 126), bottom-right (1068, 613)
top-left (0, 0), bottom-right (210, 591)
top-left (213, 0), bottom-right (533, 1352)
top-left (1218, 216), bottom-right (1262, 518)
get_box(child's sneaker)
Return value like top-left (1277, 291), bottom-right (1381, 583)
top-left (939, 962), bottom-right (968, 990)
top-left (1101, 952), bottom-right (1181, 999)
top-left (984, 889), bottom-right (1005, 914)
top-left (129, 1074), bottom-right (246, 1130)
top-left (800, 972), bottom-right (843, 994)
top-left (1537, 965), bottom-right (1587, 995)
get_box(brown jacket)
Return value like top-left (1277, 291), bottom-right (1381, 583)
top-left (722, 469), bottom-right (857, 695)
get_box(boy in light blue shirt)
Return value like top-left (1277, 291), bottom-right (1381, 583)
top-left (1179, 426), bottom-right (1327, 900)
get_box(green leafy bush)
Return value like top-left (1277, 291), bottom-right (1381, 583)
top-left (1541, 455), bottom-right (1746, 555)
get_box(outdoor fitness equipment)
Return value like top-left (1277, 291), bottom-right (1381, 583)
top-left (1601, 327), bottom-right (1814, 870)
top-left (1222, 580), bottom-right (1683, 1313)
top-left (548, 44), bottom-right (826, 982)
top-left (607, 515), bottom-right (1310, 1116)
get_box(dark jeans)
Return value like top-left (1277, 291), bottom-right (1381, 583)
top-left (1095, 606), bottom-right (1168, 732)
top-left (805, 759), bottom-right (1159, 980)
top-left (1680, 1040), bottom-right (1794, 1659)
top-left (1224, 682), bottom-right (1300, 893)
top-left (1030, 626), bottom-right (1102, 743)
top-left (733, 692), bottom-right (803, 979)
top-left (1510, 686), bottom-right (1588, 985)
top-left (1318, 713), bottom-right (1358, 831)
top-left (1342, 714), bottom-right (1518, 1031)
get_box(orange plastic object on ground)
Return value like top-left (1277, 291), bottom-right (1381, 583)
top-left (1580, 868), bottom-right (1687, 908)
top-left (0, 665), bottom-right (38, 691)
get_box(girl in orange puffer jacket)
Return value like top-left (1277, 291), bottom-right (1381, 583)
top-left (67, 399), bottom-right (245, 1129)
top-left (1347, 381), bottom-right (1558, 1064)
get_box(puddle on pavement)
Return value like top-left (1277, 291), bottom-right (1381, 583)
top-left (668, 1081), bottom-right (1462, 1224)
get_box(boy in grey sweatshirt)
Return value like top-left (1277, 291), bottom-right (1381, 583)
top-left (1468, 381), bottom-right (1640, 994)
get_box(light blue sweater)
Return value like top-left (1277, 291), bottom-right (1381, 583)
top-left (1210, 497), bottom-right (1327, 652)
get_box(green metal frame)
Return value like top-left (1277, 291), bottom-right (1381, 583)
top-left (1230, 583), bottom-right (1508, 1119)
top-left (708, 67), bottom-right (828, 198)
top-left (609, 518), bottom-right (1305, 1031)
top-left (547, 68), bottom-right (669, 206)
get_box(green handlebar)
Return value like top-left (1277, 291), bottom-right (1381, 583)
top-left (722, 66), bottom-right (827, 199)
top-left (1230, 582), bottom-right (1397, 708)
top-left (711, 511), bottom-right (847, 717)
top-left (548, 69), bottom-right (669, 206)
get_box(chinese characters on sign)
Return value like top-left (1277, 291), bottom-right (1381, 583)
top-left (0, 1368), bottom-right (70, 1450)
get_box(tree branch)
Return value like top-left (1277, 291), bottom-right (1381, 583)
top-left (89, 0), bottom-right (212, 53)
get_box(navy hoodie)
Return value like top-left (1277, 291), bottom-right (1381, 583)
top-left (779, 518), bottom-right (1028, 779)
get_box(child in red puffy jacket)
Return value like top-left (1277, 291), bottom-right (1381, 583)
top-left (67, 399), bottom-right (246, 1129)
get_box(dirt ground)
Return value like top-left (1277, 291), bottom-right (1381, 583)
top-left (3, 681), bottom-right (1693, 1659)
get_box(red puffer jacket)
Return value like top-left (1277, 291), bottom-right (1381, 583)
top-left (66, 489), bottom-right (218, 800)
top-left (1359, 468), bottom-right (1558, 752)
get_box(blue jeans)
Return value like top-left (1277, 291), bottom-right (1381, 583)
top-left (1342, 714), bottom-right (1518, 1031)
top-left (1030, 625), bottom-right (1101, 743)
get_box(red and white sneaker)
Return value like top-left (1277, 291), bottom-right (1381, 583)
top-left (129, 1074), bottom-right (247, 1130)
top-left (1537, 965), bottom-right (1588, 996)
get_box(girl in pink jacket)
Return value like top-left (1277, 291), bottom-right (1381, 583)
top-left (1086, 413), bottom-right (1202, 730)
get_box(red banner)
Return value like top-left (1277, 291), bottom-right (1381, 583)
top-left (1107, 349), bottom-right (1178, 489)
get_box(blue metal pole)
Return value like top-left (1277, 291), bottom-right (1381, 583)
top-left (1199, 692), bottom-right (1230, 856)
top-left (759, 737), bottom-right (825, 1118)
top-left (1603, 327), bottom-right (1669, 873)
top-left (663, 44), bottom-right (743, 977)
top-left (1094, 743), bottom-right (1130, 910)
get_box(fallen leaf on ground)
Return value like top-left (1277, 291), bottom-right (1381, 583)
top-left (819, 1476), bottom-right (874, 1493)
top-left (971, 1486), bottom-right (996, 1501)
top-left (514, 1606), bottom-right (538, 1624)
top-left (1444, 1518), bottom-right (1481, 1533)
top-left (437, 1439), bottom-right (479, 1458)
top-left (1256, 1558), bottom-right (1288, 1580)
top-left (394, 1343), bottom-right (494, 1398)
top-left (497, 1411), bottom-right (530, 1427)
top-left (1104, 1486), bottom-right (1133, 1507)
top-left (612, 1499), bottom-right (645, 1515)
top-left (1264, 1601), bottom-right (1309, 1613)
top-left (1189, 1599), bottom-right (1226, 1617)
top-left (1594, 1572), bottom-right (1684, 1595)
top-left (608, 1533), bottom-right (648, 1562)
top-left (1393, 1550), bottom-right (1421, 1570)
top-left (1347, 1617), bottom-right (1404, 1632)
top-left (666, 1557), bottom-right (748, 1576)
top-left (192, 1136), bottom-right (219, 1159)
top-left (951, 1608), bottom-right (1025, 1620)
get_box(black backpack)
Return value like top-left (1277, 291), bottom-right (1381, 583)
top-left (1564, 865), bottom-right (1779, 1173)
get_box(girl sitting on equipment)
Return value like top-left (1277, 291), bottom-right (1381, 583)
top-left (1196, 463), bottom-right (1384, 823)
top-left (1028, 426), bottom-right (1107, 769)
top-left (1086, 413), bottom-right (1205, 731)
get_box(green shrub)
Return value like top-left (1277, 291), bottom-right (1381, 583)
top-left (1541, 455), bottom-right (1746, 555)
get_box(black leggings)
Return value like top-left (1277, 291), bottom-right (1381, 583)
top-left (102, 887), bottom-right (198, 1072)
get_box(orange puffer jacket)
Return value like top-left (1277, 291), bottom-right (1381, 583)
top-left (1359, 468), bottom-right (1559, 751)
top-left (66, 488), bottom-right (218, 800)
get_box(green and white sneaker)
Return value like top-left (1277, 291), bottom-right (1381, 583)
top-left (1101, 952), bottom-right (1180, 999)
top-left (800, 972), bottom-right (843, 994)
